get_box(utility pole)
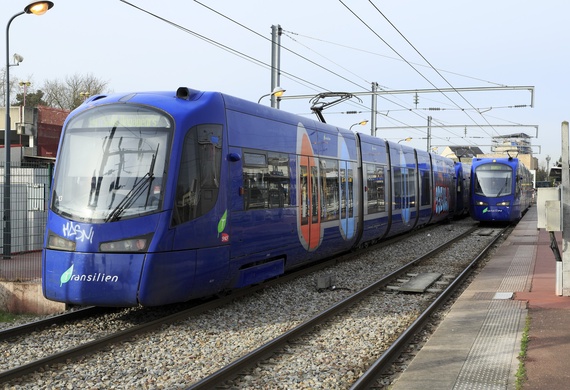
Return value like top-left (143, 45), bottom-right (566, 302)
top-left (270, 25), bottom-right (282, 109)
top-left (370, 82), bottom-right (378, 137)
top-left (562, 122), bottom-right (570, 296)
top-left (427, 116), bottom-right (432, 152)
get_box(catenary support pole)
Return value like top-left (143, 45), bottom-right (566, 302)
top-left (270, 25), bottom-right (282, 109)
top-left (561, 121), bottom-right (570, 295)
top-left (370, 82), bottom-right (378, 137)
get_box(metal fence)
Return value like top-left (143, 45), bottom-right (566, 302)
top-left (0, 161), bottom-right (52, 282)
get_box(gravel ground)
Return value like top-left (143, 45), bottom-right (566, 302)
top-left (1, 218), bottom-right (487, 389)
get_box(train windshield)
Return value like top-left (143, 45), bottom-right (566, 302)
top-left (474, 163), bottom-right (512, 197)
top-left (51, 105), bottom-right (172, 223)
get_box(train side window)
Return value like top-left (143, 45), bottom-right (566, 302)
top-left (340, 164), bottom-right (348, 219)
top-left (268, 153), bottom-right (290, 208)
top-left (366, 164), bottom-right (386, 214)
top-left (300, 164), bottom-right (308, 223)
top-left (320, 158), bottom-right (339, 221)
top-left (393, 167), bottom-right (402, 209)
top-left (243, 151), bottom-right (290, 210)
top-left (420, 170), bottom-right (431, 206)
top-left (338, 162), bottom-right (354, 219)
top-left (173, 124), bottom-right (222, 226)
top-left (346, 164), bottom-right (355, 218)
top-left (311, 163), bottom-right (319, 222)
top-left (407, 168), bottom-right (416, 206)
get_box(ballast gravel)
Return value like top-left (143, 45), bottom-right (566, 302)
top-left (1, 219), bottom-right (487, 389)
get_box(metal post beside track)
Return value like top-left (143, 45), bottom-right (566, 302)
top-left (561, 121), bottom-right (570, 296)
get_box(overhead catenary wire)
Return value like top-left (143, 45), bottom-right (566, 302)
top-left (120, 0), bottom-right (514, 148)
top-left (282, 29), bottom-right (508, 88)
top-left (366, 1), bottom-right (504, 138)
top-left (339, 0), bottom-right (500, 140)
top-left (190, 0), bottom-right (381, 116)
top-left (192, 0), bottom-right (370, 92)
top-left (281, 29), bottom-right (439, 122)
top-left (121, 0), bottom-right (458, 135)
top-left (119, 0), bottom-right (330, 95)
top-left (120, 0), bottom-right (375, 117)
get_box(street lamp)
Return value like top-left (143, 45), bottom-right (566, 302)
top-left (19, 81), bottom-right (31, 106)
top-left (349, 120), bottom-right (369, 131)
top-left (4, 1), bottom-right (54, 259)
top-left (258, 86), bottom-right (286, 104)
top-left (398, 137), bottom-right (412, 143)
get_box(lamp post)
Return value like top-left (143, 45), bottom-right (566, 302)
top-left (4, 1), bottom-right (54, 259)
top-left (349, 120), bottom-right (369, 131)
top-left (19, 80), bottom-right (31, 106)
top-left (258, 86), bottom-right (285, 105)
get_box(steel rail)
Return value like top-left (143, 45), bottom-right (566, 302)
top-left (0, 306), bottom-right (108, 341)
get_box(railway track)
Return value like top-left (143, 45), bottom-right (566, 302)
top-left (0, 220), bottom-right (503, 388)
top-left (350, 227), bottom-right (508, 389)
top-left (0, 240), bottom-right (361, 383)
top-left (187, 225), bottom-right (507, 389)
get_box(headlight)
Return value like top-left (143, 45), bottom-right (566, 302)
top-left (475, 201), bottom-right (488, 206)
top-left (99, 234), bottom-right (153, 253)
top-left (47, 233), bottom-right (76, 251)
top-left (497, 201), bottom-right (510, 206)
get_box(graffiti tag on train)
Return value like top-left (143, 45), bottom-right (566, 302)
top-left (435, 186), bottom-right (449, 214)
top-left (62, 221), bottom-right (94, 244)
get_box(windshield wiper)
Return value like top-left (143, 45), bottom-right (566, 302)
top-left (496, 177), bottom-right (509, 197)
top-left (105, 147), bottom-right (158, 222)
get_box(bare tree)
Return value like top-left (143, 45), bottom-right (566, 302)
top-left (0, 67), bottom-right (5, 107)
top-left (0, 68), bottom-right (40, 107)
top-left (0, 67), bottom-right (21, 107)
top-left (42, 73), bottom-right (109, 110)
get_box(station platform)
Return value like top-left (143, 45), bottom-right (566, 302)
top-left (391, 205), bottom-right (570, 390)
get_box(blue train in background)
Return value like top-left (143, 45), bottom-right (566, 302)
top-left (469, 157), bottom-right (532, 222)
top-left (43, 87), bottom-right (459, 307)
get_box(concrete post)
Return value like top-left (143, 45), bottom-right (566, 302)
top-left (561, 121), bottom-right (570, 295)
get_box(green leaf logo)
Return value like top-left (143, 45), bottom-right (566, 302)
top-left (483, 207), bottom-right (489, 214)
top-left (217, 209), bottom-right (227, 237)
top-left (60, 264), bottom-right (74, 287)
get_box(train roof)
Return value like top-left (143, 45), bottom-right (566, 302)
top-left (67, 87), bottom-right (357, 139)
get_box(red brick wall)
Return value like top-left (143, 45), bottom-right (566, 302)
top-left (36, 106), bottom-right (70, 158)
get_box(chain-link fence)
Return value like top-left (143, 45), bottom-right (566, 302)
top-left (0, 160), bottom-right (52, 282)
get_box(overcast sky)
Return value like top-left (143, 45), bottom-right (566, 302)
top-left (3, 0), bottom-right (568, 168)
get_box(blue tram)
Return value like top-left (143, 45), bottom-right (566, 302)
top-left (42, 87), bottom-right (456, 307)
top-left (469, 157), bottom-right (532, 222)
